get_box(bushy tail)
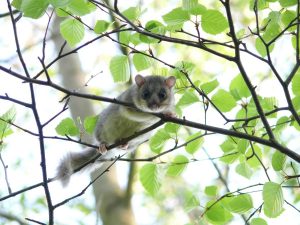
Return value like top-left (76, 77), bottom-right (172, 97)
top-left (56, 148), bottom-right (98, 187)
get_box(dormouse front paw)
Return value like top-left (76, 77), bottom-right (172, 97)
top-left (119, 143), bottom-right (129, 150)
top-left (163, 111), bottom-right (177, 118)
top-left (98, 143), bottom-right (108, 154)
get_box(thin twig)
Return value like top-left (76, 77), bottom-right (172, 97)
top-left (0, 153), bottom-right (12, 194)
top-left (53, 155), bottom-right (121, 209)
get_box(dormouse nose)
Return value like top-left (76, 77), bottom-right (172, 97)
top-left (147, 97), bottom-right (160, 109)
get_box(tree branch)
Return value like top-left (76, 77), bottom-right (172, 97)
top-left (224, 0), bottom-right (275, 141)
top-left (0, 210), bottom-right (27, 225)
top-left (6, 1), bottom-right (54, 223)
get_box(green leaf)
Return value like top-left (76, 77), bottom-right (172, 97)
top-left (164, 123), bottom-right (180, 135)
top-left (182, 0), bottom-right (197, 11)
top-left (94, 20), bottom-right (110, 34)
top-left (188, 3), bottom-right (206, 15)
top-left (205, 185), bottom-right (218, 196)
top-left (119, 31), bottom-right (131, 45)
top-left (281, 10), bottom-right (297, 31)
top-left (200, 79), bottom-right (219, 94)
top-left (21, 0), bottom-right (49, 19)
top-left (230, 74), bottom-right (251, 100)
top-left (279, 0), bottom-right (297, 7)
top-left (140, 164), bottom-right (161, 196)
top-left (263, 182), bottom-right (284, 218)
top-left (272, 151), bottom-right (286, 171)
top-left (67, 0), bottom-right (95, 16)
top-left (60, 18), bottom-right (85, 46)
top-left (171, 61), bottom-right (195, 85)
top-left (109, 55), bottom-right (130, 82)
top-left (76, 203), bottom-right (92, 215)
top-left (132, 53), bottom-right (153, 71)
top-left (245, 145), bottom-right (262, 168)
top-left (149, 129), bottom-right (170, 153)
top-left (223, 194), bottom-right (253, 214)
top-left (267, 11), bottom-right (281, 25)
top-left (236, 162), bottom-right (253, 179)
top-left (236, 29), bottom-right (246, 39)
top-left (49, 0), bottom-right (71, 8)
top-left (184, 191), bottom-right (200, 212)
top-left (145, 20), bottom-right (166, 34)
top-left (12, 0), bottom-right (22, 9)
top-left (255, 38), bottom-right (267, 57)
top-left (177, 90), bottom-right (199, 108)
top-left (292, 35), bottom-right (300, 50)
top-left (201, 10), bottom-right (228, 35)
top-left (185, 132), bottom-right (204, 154)
top-left (182, 0), bottom-right (206, 15)
top-left (292, 70), bottom-right (300, 96)
top-left (162, 7), bottom-right (190, 26)
top-left (255, 38), bottom-right (274, 57)
top-left (292, 117), bottom-right (300, 131)
top-left (220, 138), bottom-right (240, 164)
top-left (130, 33), bottom-right (141, 46)
top-left (263, 23), bottom-right (281, 43)
top-left (274, 116), bottom-right (289, 134)
top-left (55, 117), bottom-right (80, 136)
top-left (250, 0), bottom-right (269, 10)
top-left (140, 20), bottom-right (166, 43)
top-left (260, 97), bottom-right (278, 117)
top-left (167, 155), bottom-right (189, 176)
top-left (0, 107), bottom-right (16, 138)
top-left (83, 115), bottom-right (98, 135)
top-left (250, 218), bottom-right (268, 225)
top-left (221, 152), bottom-right (239, 164)
top-left (293, 95), bottom-right (300, 111)
top-left (211, 89), bottom-right (237, 112)
top-left (165, 24), bottom-right (183, 32)
top-left (205, 200), bottom-right (233, 224)
top-left (55, 8), bottom-right (69, 17)
top-left (122, 6), bottom-right (140, 21)
top-left (237, 139), bottom-right (249, 154)
top-left (183, 0), bottom-right (206, 15)
top-left (220, 138), bottom-right (236, 153)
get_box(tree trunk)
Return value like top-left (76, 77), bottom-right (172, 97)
top-left (52, 16), bottom-right (136, 225)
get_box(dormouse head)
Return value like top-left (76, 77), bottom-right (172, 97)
top-left (133, 74), bottom-right (176, 113)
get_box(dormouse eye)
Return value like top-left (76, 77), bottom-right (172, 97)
top-left (142, 89), bottom-right (150, 100)
top-left (158, 89), bottom-right (166, 100)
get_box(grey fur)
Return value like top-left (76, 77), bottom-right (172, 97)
top-left (56, 75), bottom-right (176, 186)
top-left (56, 148), bottom-right (97, 186)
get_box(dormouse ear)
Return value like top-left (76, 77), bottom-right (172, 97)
top-left (135, 74), bottom-right (145, 87)
top-left (165, 76), bottom-right (176, 88)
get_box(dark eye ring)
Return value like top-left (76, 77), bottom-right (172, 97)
top-left (158, 89), bottom-right (166, 99)
top-left (142, 90), bottom-right (150, 100)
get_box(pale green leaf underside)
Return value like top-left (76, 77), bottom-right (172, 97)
top-left (109, 55), bottom-right (130, 82)
top-left (263, 182), bottom-right (284, 218)
top-left (224, 194), bottom-right (253, 214)
top-left (133, 53), bottom-right (153, 71)
top-left (140, 164), bottom-right (161, 196)
top-left (167, 155), bottom-right (189, 176)
top-left (60, 18), bottom-right (85, 46)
